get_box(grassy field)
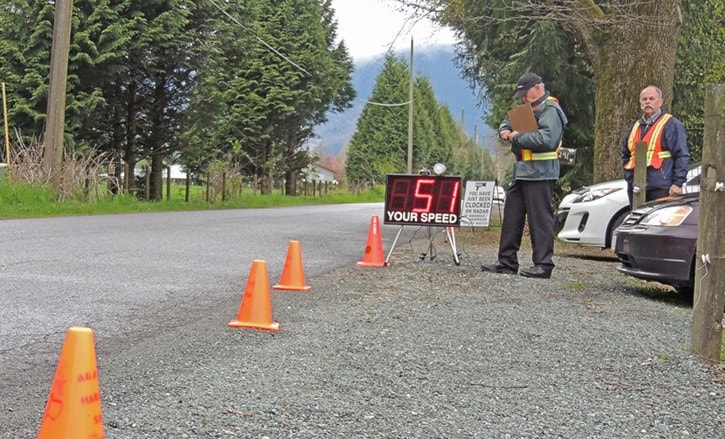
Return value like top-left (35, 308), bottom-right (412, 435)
top-left (0, 180), bottom-right (385, 219)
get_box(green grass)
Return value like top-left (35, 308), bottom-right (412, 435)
top-left (565, 281), bottom-right (586, 291)
top-left (0, 180), bottom-right (385, 219)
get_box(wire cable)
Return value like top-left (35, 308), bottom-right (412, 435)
top-left (366, 100), bottom-right (411, 107)
top-left (206, 0), bottom-right (310, 76)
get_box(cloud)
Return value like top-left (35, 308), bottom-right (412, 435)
top-left (331, 0), bottom-right (456, 62)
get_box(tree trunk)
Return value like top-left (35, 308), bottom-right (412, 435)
top-left (149, 75), bottom-right (168, 201)
top-left (261, 170), bottom-right (273, 195)
top-left (285, 170), bottom-right (297, 196)
top-left (124, 81), bottom-right (138, 194)
top-left (589, 0), bottom-right (682, 182)
top-left (149, 154), bottom-right (164, 201)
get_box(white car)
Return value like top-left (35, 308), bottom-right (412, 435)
top-left (556, 165), bottom-right (701, 249)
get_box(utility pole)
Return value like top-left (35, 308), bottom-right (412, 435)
top-left (407, 38), bottom-right (414, 174)
top-left (691, 83), bottom-right (725, 365)
top-left (2, 83), bottom-right (11, 185)
top-left (43, 0), bottom-right (74, 196)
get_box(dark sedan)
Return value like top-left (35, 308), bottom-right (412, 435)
top-left (613, 193), bottom-right (699, 294)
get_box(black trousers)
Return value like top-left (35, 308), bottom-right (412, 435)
top-left (498, 180), bottom-right (556, 271)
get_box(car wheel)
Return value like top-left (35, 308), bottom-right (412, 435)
top-left (676, 257), bottom-right (696, 300)
top-left (676, 284), bottom-right (694, 299)
top-left (606, 209), bottom-right (630, 248)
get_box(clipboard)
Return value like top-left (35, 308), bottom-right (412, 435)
top-left (507, 102), bottom-right (538, 132)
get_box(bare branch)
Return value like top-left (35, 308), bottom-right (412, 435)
top-left (394, 0), bottom-right (666, 32)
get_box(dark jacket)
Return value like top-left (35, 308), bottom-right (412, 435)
top-left (499, 92), bottom-right (568, 181)
top-left (620, 111), bottom-right (690, 190)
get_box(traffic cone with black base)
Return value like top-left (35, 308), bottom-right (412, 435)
top-left (357, 214), bottom-right (387, 267)
top-left (273, 240), bottom-right (312, 291)
top-left (229, 260), bottom-right (280, 332)
top-left (37, 326), bottom-right (104, 439)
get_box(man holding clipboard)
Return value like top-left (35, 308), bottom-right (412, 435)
top-left (481, 73), bottom-right (568, 279)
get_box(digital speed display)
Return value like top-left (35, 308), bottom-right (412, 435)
top-left (384, 174), bottom-right (462, 226)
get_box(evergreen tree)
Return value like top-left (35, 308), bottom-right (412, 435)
top-left (346, 54), bottom-right (411, 184)
top-left (412, 76), bottom-right (452, 169)
top-left (0, 0), bottom-right (139, 151)
top-left (346, 53), bottom-right (482, 185)
top-left (181, 0), bottom-right (354, 195)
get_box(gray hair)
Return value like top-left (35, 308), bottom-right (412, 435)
top-left (642, 85), bottom-right (664, 100)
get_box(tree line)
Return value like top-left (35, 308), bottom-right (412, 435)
top-left (1, 0), bottom-right (355, 199)
top-left (2, 1), bottom-right (720, 200)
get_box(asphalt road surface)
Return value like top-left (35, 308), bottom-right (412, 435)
top-left (3, 204), bottom-right (723, 438)
top-left (0, 203), bottom-right (389, 430)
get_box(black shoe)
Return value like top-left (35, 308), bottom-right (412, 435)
top-left (481, 261), bottom-right (517, 275)
top-left (519, 266), bottom-right (552, 279)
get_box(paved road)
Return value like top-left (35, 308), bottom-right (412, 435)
top-left (0, 204), bottom-right (387, 395)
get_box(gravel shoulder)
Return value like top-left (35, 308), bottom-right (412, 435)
top-left (2, 229), bottom-right (724, 438)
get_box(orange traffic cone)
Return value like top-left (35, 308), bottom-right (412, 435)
top-left (37, 326), bottom-right (104, 439)
top-left (357, 215), bottom-right (387, 267)
top-left (229, 260), bottom-right (280, 332)
top-left (273, 240), bottom-right (312, 291)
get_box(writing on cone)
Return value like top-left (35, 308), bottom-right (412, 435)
top-left (37, 326), bottom-right (104, 439)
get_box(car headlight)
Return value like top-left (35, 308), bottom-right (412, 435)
top-left (640, 206), bottom-right (693, 226)
top-left (576, 187), bottom-right (623, 203)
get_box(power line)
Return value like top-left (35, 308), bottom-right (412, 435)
top-left (366, 100), bottom-right (411, 107)
top-left (206, 0), bottom-right (310, 76)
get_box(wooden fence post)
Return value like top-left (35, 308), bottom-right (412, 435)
top-left (632, 141), bottom-right (648, 208)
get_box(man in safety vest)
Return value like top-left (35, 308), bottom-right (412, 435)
top-left (620, 85), bottom-right (690, 205)
top-left (481, 72), bottom-right (567, 279)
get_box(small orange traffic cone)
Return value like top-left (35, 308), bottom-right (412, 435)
top-left (357, 215), bottom-right (387, 267)
top-left (273, 240), bottom-right (312, 291)
top-left (229, 260), bottom-right (280, 332)
top-left (37, 326), bottom-right (104, 439)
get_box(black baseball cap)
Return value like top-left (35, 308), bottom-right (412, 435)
top-left (513, 73), bottom-right (542, 98)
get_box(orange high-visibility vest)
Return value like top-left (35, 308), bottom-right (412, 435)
top-left (520, 96), bottom-right (561, 161)
top-left (624, 113), bottom-right (673, 170)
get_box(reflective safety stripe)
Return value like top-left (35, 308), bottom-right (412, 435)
top-left (624, 114), bottom-right (673, 169)
top-left (521, 149), bottom-right (558, 161)
top-left (520, 96), bottom-right (562, 161)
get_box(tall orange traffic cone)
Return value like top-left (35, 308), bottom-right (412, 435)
top-left (357, 215), bottom-right (387, 267)
top-left (273, 240), bottom-right (312, 291)
top-left (37, 326), bottom-right (104, 439)
top-left (229, 260), bottom-right (280, 332)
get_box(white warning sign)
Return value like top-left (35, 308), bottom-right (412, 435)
top-left (460, 181), bottom-right (497, 227)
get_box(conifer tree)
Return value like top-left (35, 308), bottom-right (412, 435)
top-left (346, 53), bottom-right (483, 185)
top-left (346, 54), bottom-right (410, 185)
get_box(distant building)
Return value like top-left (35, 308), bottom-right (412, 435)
top-left (304, 162), bottom-right (338, 184)
top-left (162, 164), bottom-right (187, 182)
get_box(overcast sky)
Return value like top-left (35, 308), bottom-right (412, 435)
top-left (330, 0), bottom-right (456, 62)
